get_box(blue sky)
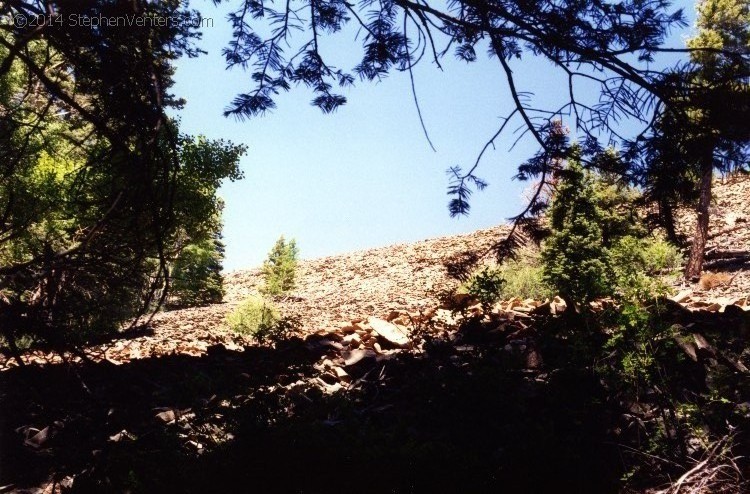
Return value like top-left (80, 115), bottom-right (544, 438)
top-left (172, 0), bottom-right (697, 271)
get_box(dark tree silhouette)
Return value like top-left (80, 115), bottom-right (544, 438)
top-left (625, 0), bottom-right (749, 279)
top-left (214, 0), bottom-right (747, 259)
top-left (681, 0), bottom-right (749, 279)
top-left (0, 2), bottom-right (243, 349)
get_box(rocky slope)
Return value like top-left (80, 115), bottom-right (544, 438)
top-left (2, 176), bottom-right (748, 369)
top-left (2, 176), bottom-right (748, 494)
top-left (672, 174), bottom-right (750, 306)
top-left (222, 224), bottom-right (510, 329)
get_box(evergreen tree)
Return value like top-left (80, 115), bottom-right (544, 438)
top-left (261, 236), bottom-right (299, 297)
top-left (631, 0), bottom-right (750, 279)
top-left (541, 156), bottom-right (612, 308)
top-left (682, 0), bottom-right (750, 279)
top-left (169, 234), bottom-right (226, 309)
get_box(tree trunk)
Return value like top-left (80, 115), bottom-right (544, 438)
top-left (659, 197), bottom-right (679, 245)
top-left (685, 160), bottom-right (713, 280)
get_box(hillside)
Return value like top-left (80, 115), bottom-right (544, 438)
top-left (2, 176), bottom-right (749, 369)
top-left (1, 177), bottom-right (748, 494)
top-left (108, 173), bottom-right (750, 337)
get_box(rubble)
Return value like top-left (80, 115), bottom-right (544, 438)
top-left (368, 317), bottom-right (410, 348)
top-left (2, 178), bottom-right (748, 398)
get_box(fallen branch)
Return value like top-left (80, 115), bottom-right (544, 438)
top-left (705, 249), bottom-right (750, 260)
top-left (655, 435), bottom-right (747, 494)
top-left (703, 257), bottom-right (750, 270)
top-left (685, 225), bottom-right (747, 245)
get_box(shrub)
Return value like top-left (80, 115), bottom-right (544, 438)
top-left (495, 257), bottom-right (553, 301)
top-left (226, 295), bottom-right (280, 341)
top-left (640, 237), bottom-right (683, 274)
top-left (463, 258), bottom-right (552, 305)
top-left (0, 333), bottom-right (35, 353)
top-left (464, 266), bottom-right (505, 309)
top-left (261, 236), bottom-right (299, 297)
top-left (607, 236), bottom-right (682, 302)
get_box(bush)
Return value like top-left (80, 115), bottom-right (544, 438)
top-left (463, 259), bottom-right (552, 303)
top-left (640, 237), bottom-right (683, 274)
top-left (226, 295), bottom-right (280, 341)
top-left (464, 266), bottom-right (505, 309)
top-left (608, 236), bottom-right (682, 302)
top-left (495, 257), bottom-right (553, 301)
top-left (261, 236), bottom-right (299, 297)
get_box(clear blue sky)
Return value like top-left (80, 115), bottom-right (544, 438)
top-left (172, 0), bottom-right (697, 271)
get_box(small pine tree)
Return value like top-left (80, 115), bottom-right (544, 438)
top-left (541, 156), bottom-right (612, 307)
top-left (261, 236), bottom-right (299, 297)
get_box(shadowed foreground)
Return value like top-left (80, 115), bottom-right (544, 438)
top-left (1, 337), bottom-right (621, 494)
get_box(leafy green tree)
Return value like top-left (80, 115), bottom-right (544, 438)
top-left (166, 134), bottom-right (245, 308)
top-left (0, 2), bottom-right (215, 352)
top-left (0, 47), bottom-right (245, 347)
top-left (169, 235), bottom-right (226, 309)
top-left (261, 236), bottom-right (299, 297)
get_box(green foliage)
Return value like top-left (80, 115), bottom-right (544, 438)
top-left (639, 237), bottom-right (684, 274)
top-left (494, 256), bottom-right (553, 301)
top-left (608, 236), bottom-right (683, 302)
top-left (226, 296), bottom-right (281, 341)
top-left (541, 157), bottom-right (613, 306)
top-left (0, 10), bottom-right (243, 346)
top-left (261, 236), bottom-right (299, 297)
top-left (540, 150), bottom-right (683, 309)
top-left (590, 168), bottom-right (646, 245)
top-left (462, 252), bottom-right (552, 305)
top-left (688, 0), bottom-right (750, 73)
top-left (464, 266), bottom-right (505, 309)
top-left (169, 237), bottom-right (226, 309)
top-left (0, 85), bottom-right (245, 341)
top-left (0, 334), bottom-right (35, 353)
top-left (634, 0), bottom-right (750, 254)
top-left (535, 166), bottom-right (741, 488)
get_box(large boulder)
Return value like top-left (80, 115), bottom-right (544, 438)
top-left (368, 317), bottom-right (410, 348)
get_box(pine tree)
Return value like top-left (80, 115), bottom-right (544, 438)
top-left (682, 0), bottom-right (750, 279)
top-left (541, 156), bottom-right (612, 308)
top-left (169, 234), bottom-right (226, 308)
top-left (261, 236), bottom-right (299, 297)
